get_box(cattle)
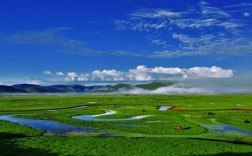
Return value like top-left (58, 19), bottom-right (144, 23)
top-left (208, 112), bottom-right (215, 115)
top-left (176, 125), bottom-right (184, 130)
top-left (244, 120), bottom-right (250, 124)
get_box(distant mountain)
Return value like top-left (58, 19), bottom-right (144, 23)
top-left (12, 84), bottom-right (41, 90)
top-left (51, 85), bottom-right (94, 92)
top-left (13, 84), bottom-right (68, 93)
top-left (0, 85), bottom-right (27, 93)
top-left (0, 81), bottom-right (176, 93)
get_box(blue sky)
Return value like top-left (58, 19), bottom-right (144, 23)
top-left (0, 0), bottom-right (252, 85)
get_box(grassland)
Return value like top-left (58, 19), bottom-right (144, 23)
top-left (0, 95), bottom-right (252, 155)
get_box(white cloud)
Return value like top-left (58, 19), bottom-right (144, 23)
top-left (153, 36), bottom-right (252, 57)
top-left (185, 66), bottom-right (234, 78)
top-left (130, 9), bottom-right (181, 18)
top-left (91, 70), bottom-right (125, 81)
top-left (128, 65), bottom-right (153, 81)
top-left (128, 65), bottom-right (184, 81)
top-left (56, 72), bottom-right (64, 76)
top-left (47, 66), bottom-right (233, 82)
top-left (44, 70), bottom-right (53, 75)
top-left (66, 72), bottom-right (78, 81)
top-left (181, 73), bottom-right (252, 94)
top-left (224, 3), bottom-right (252, 8)
top-left (199, 1), bottom-right (230, 18)
top-left (44, 71), bottom-right (65, 77)
top-left (151, 39), bottom-right (168, 48)
top-left (128, 65), bottom-right (233, 80)
top-left (244, 12), bottom-right (250, 17)
top-left (116, 1), bottom-right (240, 31)
top-left (115, 1), bottom-right (251, 57)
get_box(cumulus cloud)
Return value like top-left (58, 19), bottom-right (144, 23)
top-left (44, 70), bottom-right (65, 77)
top-left (47, 65), bottom-right (234, 82)
top-left (185, 66), bottom-right (234, 78)
top-left (91, 70), bottom-right (125, 81)
top-left (66, 72), bottom-right (78, 81)
top-left (56, 72), bottom-right (64, 76)
top-left (128, 65), bottom-right (184, 81)
top-left (128, 66), bottom-right (233, 80)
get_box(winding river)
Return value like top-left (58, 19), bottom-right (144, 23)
top-left (0, 109), bottom-right (151, 135)
top-left (0, 115), bottom-right (94, 135)
top-left (1, 106), bottom-right (252, 138)
top-left (72, 109), bottom-right (152, 121)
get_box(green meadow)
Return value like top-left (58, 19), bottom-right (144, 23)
top-left (0, 95), bottom-right (252, 155)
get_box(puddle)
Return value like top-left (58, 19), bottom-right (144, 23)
top-left (158, 106), bottom-right (172, 111)
top-left (0, 115), bottom-right (95, 135)
top-left (203, 124), bottom-right (252, 136)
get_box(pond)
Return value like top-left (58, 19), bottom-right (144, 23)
top-left (200, 119), bottom-right (252, 136)
top-left (205, 124), bottom-right (252, 136)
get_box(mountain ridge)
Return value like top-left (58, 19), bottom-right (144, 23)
top-left (0, 81), bottom-right (176, 93)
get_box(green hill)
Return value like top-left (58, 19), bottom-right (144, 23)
top-left (136, 81), bottom-right (175, 90)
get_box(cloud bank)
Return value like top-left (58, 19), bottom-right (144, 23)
top-left (44, 65), bottom-right (233, 81)
top-left (119, 86), bottom-right (213, 95)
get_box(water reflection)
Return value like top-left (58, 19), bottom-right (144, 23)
top-left (0, 115), bottom-right (94, 135)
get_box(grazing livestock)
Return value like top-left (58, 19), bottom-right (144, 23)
top-left (208, 112), bottom-right (215, 115)
top-left (244, 120), bottom-right (250, 124)
top-left (176, 125), bottom-right (184, 130)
